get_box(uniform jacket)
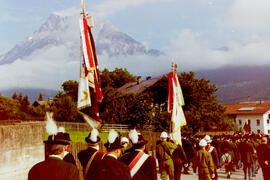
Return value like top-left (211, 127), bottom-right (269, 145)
top-left (156, 141), bottom-right (177, 162)
top-left (121, 150), bottom-right (157, 180)
top-left (256, 143), bottom-right (270, 165)
top-left (91, 155), bottom-right (132, 180)
top-left (63, 152), bottom-right (76, 166)
top-left (239, 141), bottom-right (254, 164)
top-left (193, 149), bottom-right (215, 175)
top-left (206, 145), bottom-right (219, 168)
top-left (28, 156), bottom-right (80, 180)
top-left (78, 147), bottom-right (104, 179)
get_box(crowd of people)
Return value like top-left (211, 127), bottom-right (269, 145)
top-left (28, 128), bottom-right (270, 180)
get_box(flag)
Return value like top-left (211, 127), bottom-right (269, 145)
top-left (77, 77), bottom-right (91, 110)
top-left (168, 70), bottom-right (186, 145)
top-left (243, 119), bottom-right (251, 132)
top-left (78, 2), bottom-right (103, 128)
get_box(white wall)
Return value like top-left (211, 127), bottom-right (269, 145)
top-left (236, 114), bottom-right (265, 133)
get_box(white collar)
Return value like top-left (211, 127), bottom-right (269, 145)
top-left (49, 154), bottom-right (63, 160)
top-left (135, 149), bottom-right (143, 152)
top-left (107, 153), bottom-right (118, 159)
top-left (63, 151), bottom-right (69, 157)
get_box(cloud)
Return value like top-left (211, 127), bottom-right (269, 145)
top-left (227, 0), bottom-right (270, 33)
top-left (91, 0), bottom-right (168, 17)
top-left (0, 45), bottom-right (79, 90)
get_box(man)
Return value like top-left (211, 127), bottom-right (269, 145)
top-left (204, 135), bottom-right (219, 180)
top-left (193, 139), bottom-right (215, 180)
top-left (256, 136), bottom-right (270, 180)
top-left (121, 129), bottom-right (157, 180)
top-left (156, 131), bottom-right (177, 180)
top-left (91, 129), bottom-right (132, 180)
top-left (28, 131), bottom-right (80, 180)
top-left (78, 128), bottom-right (104, 179)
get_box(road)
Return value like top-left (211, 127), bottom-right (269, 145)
top-left (158, 167), bottom-right (263, 180)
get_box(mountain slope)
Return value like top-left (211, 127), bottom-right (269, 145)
top-left (0, 12), bottom-right (162, 65)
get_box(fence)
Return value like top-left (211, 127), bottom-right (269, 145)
top-left (56, 122), bottom-right (154, 132)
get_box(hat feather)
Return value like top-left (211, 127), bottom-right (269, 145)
top-left (90, 128), bottom-right (99, 142)
top-left (45, 112), bottom-right (58, 135)
top-left (58, 127), bottom-right (65, 133)
top-left (108, 129), bottom-right (118, 144)
top-left (129, 129), bottom-right (138, 144)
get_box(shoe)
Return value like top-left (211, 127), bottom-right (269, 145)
top-left (226, 174), bottom-right (230, 179)
top-left (183, 171), bottom-right (191, 175)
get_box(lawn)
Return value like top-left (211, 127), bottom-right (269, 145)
top-left (44, 131), bottom-right (109, 142)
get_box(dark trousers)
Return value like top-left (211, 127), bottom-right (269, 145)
top-left (174, 163), bottom-right (183, 180)
top-left (260, 164), bottom-right (270, 180)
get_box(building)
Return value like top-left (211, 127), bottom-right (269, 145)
top-left (224, 101), bottom-right (270, 134)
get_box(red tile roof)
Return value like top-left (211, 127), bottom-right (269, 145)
top-left (224, 101), bottom-right (270, 115)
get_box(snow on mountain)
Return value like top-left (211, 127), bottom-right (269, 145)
top-left (0, 11), bottom-right (162, 65)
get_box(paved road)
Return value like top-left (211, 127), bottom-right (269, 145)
top-left (158, 167), bottom-right (263, 180)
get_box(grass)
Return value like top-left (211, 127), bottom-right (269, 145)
top-left (44, 131), bottom-right (109, 143)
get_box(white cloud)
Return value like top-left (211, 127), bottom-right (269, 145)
top-left (227, 0), bottom-right (270, 33)
top-left (0, 45), bottom-right (80, 90)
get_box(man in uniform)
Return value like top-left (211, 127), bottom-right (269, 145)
top-left (28, 131), bottom-right (80, 180)
top-left (121, 129), bottom-right (157, 180)
top-left (204, 135), bottom-right (219, 180)
top-left (91, 129), bottom-right (132, 180)
top-left (78, 128), bottom-right (105, 179)
top-left (156, 131), bottom-right (177, 180)
top-left (193, 139), bottom-right (215, 180)
top-left (256, 136), bottom-right (270, 180)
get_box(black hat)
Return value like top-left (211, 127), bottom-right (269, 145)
top-left (45, 132), bottom-right (70, 145)
top-left (85, 128), bottom-right (101, 144)
top-left (104, 130), bottom-right (123, 150)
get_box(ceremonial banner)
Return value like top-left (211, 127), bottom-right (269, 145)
top-left (78, 1), bottom-right (103, 128)
top-left (243, 119), bottom-right (251, 132)
top-left (168, 69), bottom-right (186, 145)
top-left (77, 77), bottom-right (91, 110)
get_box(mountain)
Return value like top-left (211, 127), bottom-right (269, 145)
top-left (0, 12), bottom-right (162, 65)
top-left (0, 88), bottom-right (58, 103)
top-left (196, 65), bottom-right (270, 104)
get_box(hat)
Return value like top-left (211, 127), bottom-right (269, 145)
top-left (129, 129), bottom-right (147, 149)
top-left (85, 128), bottom-right (101, 144)
top-left (104, 130), bottom-right (123, 150)
top-left (160, 132), bottom-right (168, 138)
top-left (44, 113), bottom-right (70, 145)
top-left (46, 132), bottom-right (70, 145)
top-left (204, 135), bottom-right (212, 143)
top-left (121, 137), bottom-right (129, 144)
top-left (199, 139), bottom-right (207, 147)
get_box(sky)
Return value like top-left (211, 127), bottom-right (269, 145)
top-left (1, 0), bottom-right (270, 90)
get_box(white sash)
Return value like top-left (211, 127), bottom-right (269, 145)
top-left (130, 153), bottom-right (149, 177)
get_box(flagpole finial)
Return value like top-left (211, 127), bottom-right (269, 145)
top-left (171, 61), bottom-right (175, 73)
top-left (174, 63), bottom-right (178, 74)
top-left (81, 0), bottom-right (86, 18)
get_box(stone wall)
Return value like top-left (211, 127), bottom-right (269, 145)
top-left (0, 122), bottom-right (45, 180)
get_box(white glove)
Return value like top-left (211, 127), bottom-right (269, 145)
top-left (211, 174), bottom-right (215, 179)
top-left (184, 163), bottom-right (188, 168)
top-left (192, 173), bottom-right (197, 176)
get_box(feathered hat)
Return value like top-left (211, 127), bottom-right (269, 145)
top-left (44, 112), bottom-right (70, 145)
top-left (85, 128), bottom-right (101, 144)
top-left (104, 129), bottom-right (122, 150)
top-left (129, 129), bottom-right (147, 149)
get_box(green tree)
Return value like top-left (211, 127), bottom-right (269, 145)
top-left (21, 95), bottom-right (30, 112)
top-left (61, 80), bottom-right (79, 101)
top-left (146, 72), bottom-right (227, 133)
top-left (101, 68), bottom-right (136, 88)
top-left (18, 92), bottom-right (23, 103)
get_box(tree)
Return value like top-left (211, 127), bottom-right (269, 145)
top-left (18, 92), bottom-right (23, 103)
top-left (38, 93), bottom-right (44, 101)
top-left (101, 68), bottom-right (136, 88)
top-left (12, 92), bottom-right (18, 100)
top-left (146, 72), bottom-right (228, 133)
top-left (61, 80), bottom-right (79, 101)
top-left (21, 95), bottom-right (30, 112)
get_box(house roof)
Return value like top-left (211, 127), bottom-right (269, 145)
top-left (224, 101), bottom-right (270, 115)
top-left (118, 78), bottom-right (160, 95)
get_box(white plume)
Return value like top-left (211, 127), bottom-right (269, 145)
top-left (129, 129), bottom-right (138, 144)
top-left (45, 112), bottom-right (58, 135)
top-left (58, 127), bottom-right (65, 133)
top-left (108, 129), bottom-right (118, 144)
top-left (90, 128), bottom-right (99, 142)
